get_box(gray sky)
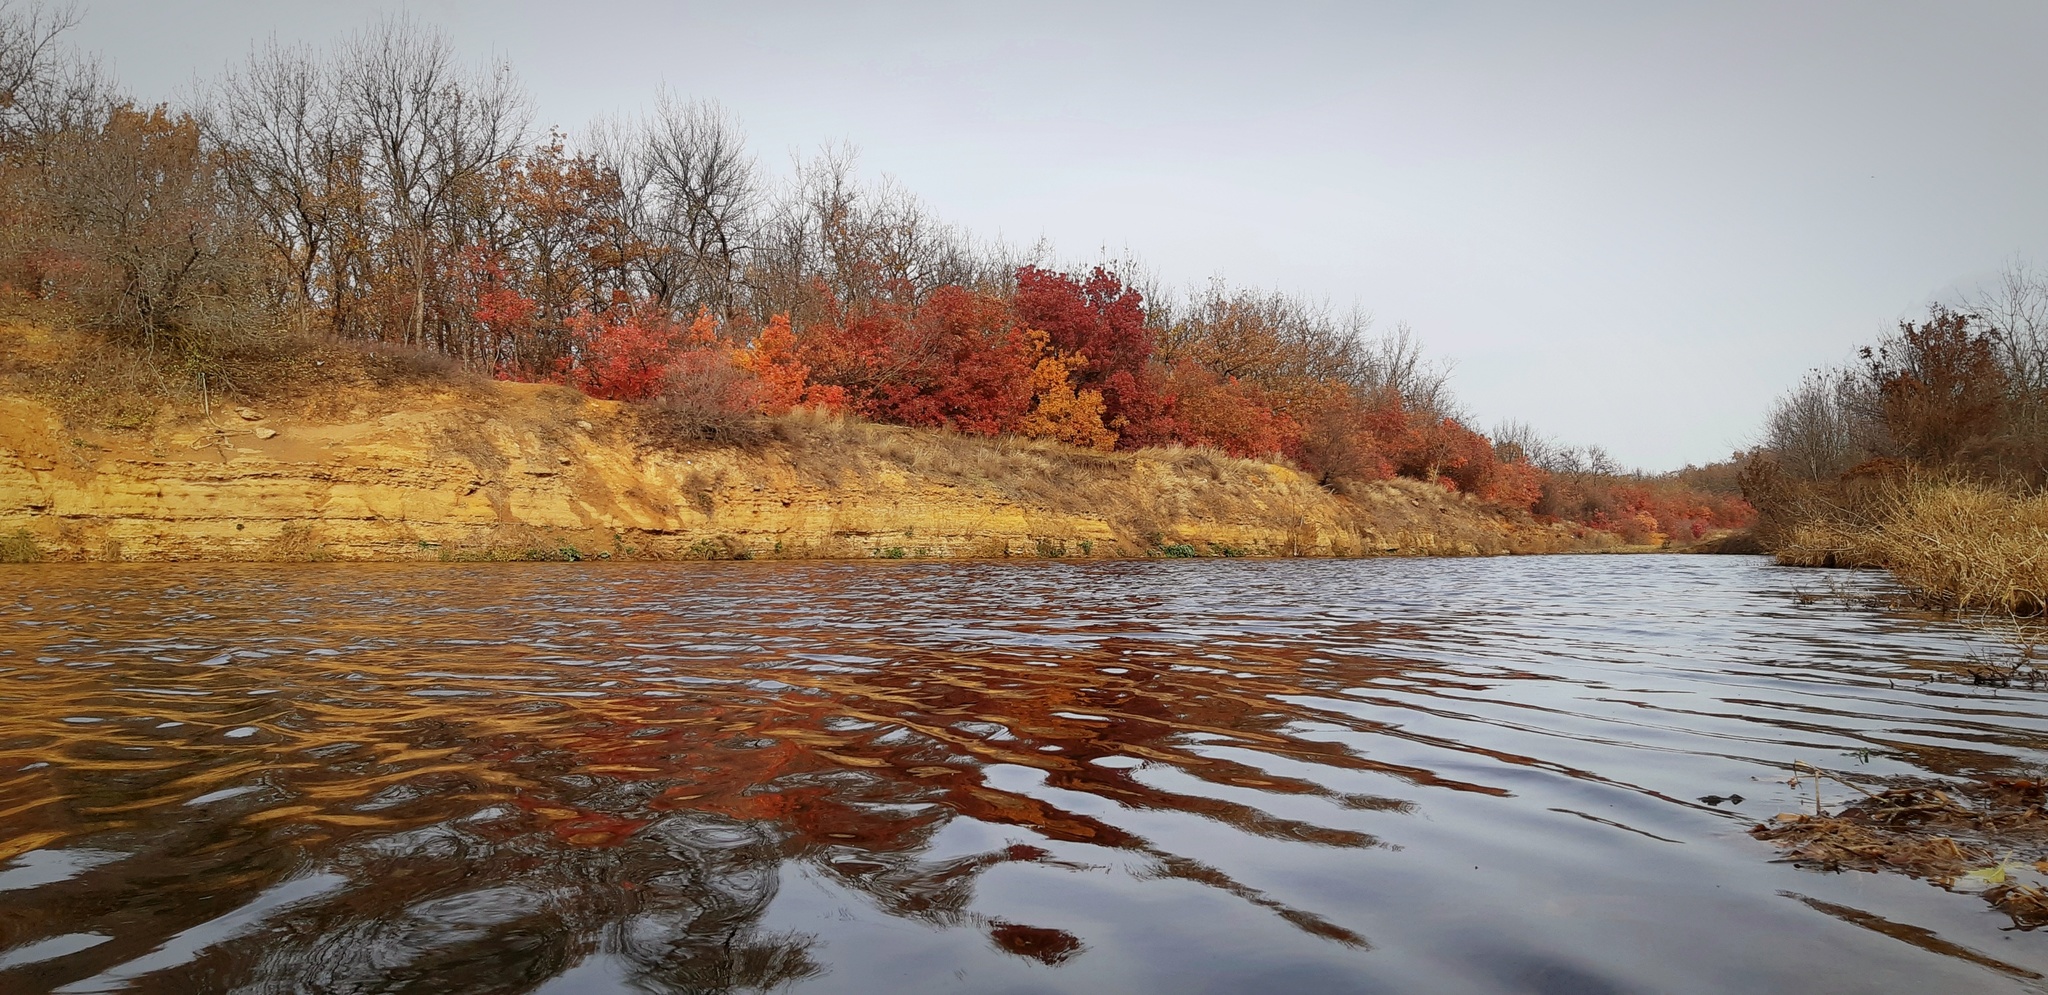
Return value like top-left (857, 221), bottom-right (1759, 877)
top-left (60, 1), bottom-right (2048, 470)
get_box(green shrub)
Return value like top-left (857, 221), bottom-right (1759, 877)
top-left (521, 545), bottom-right (582, 562)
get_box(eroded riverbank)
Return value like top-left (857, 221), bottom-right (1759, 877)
top-left (0, 378), bottom-right (1583, 563)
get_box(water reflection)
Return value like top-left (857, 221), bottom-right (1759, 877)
top-left (0, 558), bottom-right (2045, 993)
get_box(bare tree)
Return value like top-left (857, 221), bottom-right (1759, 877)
top-left (747, 143), bottom-right (1002, 326)
top-left (1355, 321), bottom-right (1456, 418)
top-left (210, 38), bottom-right (355, 324)
top-left (1155, 283), bottom-right (1388, 398)
top-left (1761, 369), bottom-right (1867, 480)
top-left (0, 0), bottom-right (104, 144)
top-left (1963, 262), bottom-right (2048, 478)
top-left (1490, 419), bottom-right (1556, 467)
top-left (638, 91), bottom-right (757, 315)
top-left (333, 15), bottom-right (528, 352)
top-left (1967, 261), bottom-right (2048, 394)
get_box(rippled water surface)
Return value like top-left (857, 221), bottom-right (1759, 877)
top-left (3, 556), bottom-right (2048, 993)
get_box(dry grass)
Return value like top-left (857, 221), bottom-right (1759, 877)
top-left (1, 320), bottom-right (179, 433)
top-left (0, 529), bottom-right (42, 563)
top-left (0, 317), bottom-right (497, 435)
top-left (1775, 479), bottom-right (2048, 614)
top-left (262, 522), bottom-right (333, 562)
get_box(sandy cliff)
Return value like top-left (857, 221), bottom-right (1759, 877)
top-left (0, 366), bottom-right (1573, 563)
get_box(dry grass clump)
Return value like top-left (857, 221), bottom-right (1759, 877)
top-left (1775, 479), bottom-right (2048, 613)
top-left (0, 530), bottom-right (43, 563)
top-left (1754, 772), bottom-right (2048, 928)
top-left (1773, 517), bottom-right (1886, 569)
top-left (1879, 484), bottom-right (2048, 614)
top-left (1, 321), bottom-right (179, 432)
top-left (261, 522), bottom-right (333, 562)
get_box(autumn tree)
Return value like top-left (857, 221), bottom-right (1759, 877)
top-left (22, 103), bottom-right (269, 355)
top-left (1862, 308), bottom-right (2010, 471)
top-left (1018, 330), bottom-right (1116, 452)
top-left (1012, 265), bottom-right (1167, 445)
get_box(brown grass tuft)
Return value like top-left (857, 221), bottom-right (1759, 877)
top-left (1774, 479), bottom-right (2048, 613)
top-left (0, 530), bottom-right (43, 563)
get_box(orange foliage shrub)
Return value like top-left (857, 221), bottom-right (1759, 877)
top-left (1018, 331), bottom-right (1117, 452)
top-left (1162, 361), bottom-right (1299, 459)
top-left (1288, 387), bottom-right (1396, 486)
top-left (736, 314), bottom-right (844, 414)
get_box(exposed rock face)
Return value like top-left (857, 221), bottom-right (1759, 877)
top-left (0, 383), bottom-right (1564, 563)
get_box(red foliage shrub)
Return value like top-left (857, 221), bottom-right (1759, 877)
top-left (565, 302), bottom-right (689, 402)
top-left (796, 286), bottom-right (1033, 434)
top-left (878, 286), bottom-right (1035, 435)
top-left (1013, 266), bottom-right (1167, 445)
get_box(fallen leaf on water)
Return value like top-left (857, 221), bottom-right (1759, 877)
top-left (1961, 857), bottom-right (2026, 889)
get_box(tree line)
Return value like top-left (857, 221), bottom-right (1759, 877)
top-left (0, 5), bottom-right (1748, 538)
top-left (1753, 265), bottom-right (2048, 493)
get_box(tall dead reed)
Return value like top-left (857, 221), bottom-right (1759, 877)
top-left (1776, 478), bottom-right (2048, 614)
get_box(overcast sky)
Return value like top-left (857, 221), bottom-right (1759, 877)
top-left (57, 1), bottom-right (2048, 470)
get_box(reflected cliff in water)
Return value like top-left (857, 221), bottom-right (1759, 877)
top-left (2, 558), bottom-right (2047, 993)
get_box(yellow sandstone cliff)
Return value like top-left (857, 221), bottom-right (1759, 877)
top-left (0, 334), bottom-right (1573, 563)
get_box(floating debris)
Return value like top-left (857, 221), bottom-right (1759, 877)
top-left (1753, 770), bottom-right (2048, 928)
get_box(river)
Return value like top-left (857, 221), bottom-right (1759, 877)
top-left (0, 556), bottom-right (2044, 993)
